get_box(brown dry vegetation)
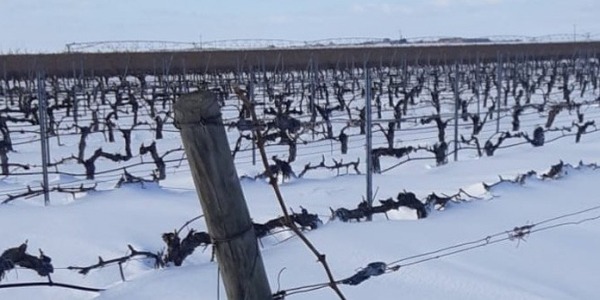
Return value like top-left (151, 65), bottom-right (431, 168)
top-left (0, 41), bottom-right (599, 78)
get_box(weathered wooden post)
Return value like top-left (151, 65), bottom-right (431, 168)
top-left (174, 90), bottom-right (272, 300)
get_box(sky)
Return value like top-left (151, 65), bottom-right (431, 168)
top-left (0, 0), bottom-right (599, 53)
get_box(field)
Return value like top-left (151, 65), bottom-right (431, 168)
top-left (1, 52), bottom-right (600, 299)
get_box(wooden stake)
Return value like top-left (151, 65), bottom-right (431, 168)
top-left (174, 90), bottom-right (271, 300)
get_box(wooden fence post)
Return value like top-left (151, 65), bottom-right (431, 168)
top-left (174, 90), bottom-right (272, 300)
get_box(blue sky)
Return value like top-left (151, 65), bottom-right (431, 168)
top-left (1, 0), bottom-right (598, 52)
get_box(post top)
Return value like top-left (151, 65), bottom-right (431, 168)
top-left (174, 90), bottom-right (222, 126)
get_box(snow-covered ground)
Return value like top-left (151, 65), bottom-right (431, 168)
top-left (1, 120), bottom-right (600, 299)
top-left (2, 61), bottom-right (600, 299)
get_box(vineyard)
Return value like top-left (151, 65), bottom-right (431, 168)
top-left (0, 52), bottom-right (599, 204)
top-left (1, 46), bottom-right (600, 299)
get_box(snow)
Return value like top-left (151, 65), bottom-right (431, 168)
top-left (2, 71), bottom-right (600, 299)
top-left (1, 131), bottom-right (600, 299)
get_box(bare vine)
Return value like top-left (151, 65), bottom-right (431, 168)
top-left (234, 86), bottom-right (347, 300)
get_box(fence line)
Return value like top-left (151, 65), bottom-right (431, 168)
top-left (274, 203), bottom-right (600, 298)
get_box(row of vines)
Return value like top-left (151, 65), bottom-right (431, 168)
top-left (0, 53), bottom-right (599, 203)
